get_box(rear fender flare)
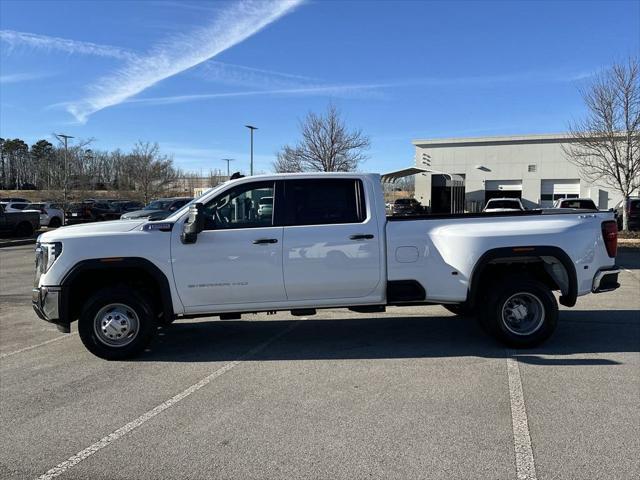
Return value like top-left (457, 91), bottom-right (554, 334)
top-left (467, 246), bottom-right (577, 308)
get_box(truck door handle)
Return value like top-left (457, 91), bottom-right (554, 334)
top-left (253, 238), bottom-right (278, 244)
top-left (349, 234), bottom-right (374, 240)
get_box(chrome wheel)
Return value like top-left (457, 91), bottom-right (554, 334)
top-left (501, 292), bottom-right (545, 336)
top-left (93, 303), bottom-right (140, 347)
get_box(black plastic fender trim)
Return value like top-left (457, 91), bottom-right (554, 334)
top-left (467, 246), bottom-right (578, 308)
top-left (60, 257), bottom-right (175, 323)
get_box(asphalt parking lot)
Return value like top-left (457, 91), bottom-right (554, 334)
top-left (1, 245), bottom-right (639, 480)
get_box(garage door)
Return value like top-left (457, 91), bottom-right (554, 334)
top-left (485, 180), bottom-right (523, 191)
top-left (541, 179), bottom-right (580, 207)
top-left (484, 180), bottom-right (522, 202)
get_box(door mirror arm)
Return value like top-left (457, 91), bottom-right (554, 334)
top-left (181, 202), bottom-right (205, 244)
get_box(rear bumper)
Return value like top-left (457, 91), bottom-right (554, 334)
top-left (592, 267), bottom-right (620, 293)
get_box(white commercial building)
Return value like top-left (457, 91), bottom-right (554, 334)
top-left (413, 133), bottom-right (623, 213)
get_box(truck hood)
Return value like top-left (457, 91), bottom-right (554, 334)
top-left (37, 219), bottom-right (146, 242)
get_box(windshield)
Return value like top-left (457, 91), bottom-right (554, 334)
top-left (487, 200), bottom-right (520, 209)
top-left (562, 200), bottom-right (596, 209)
top-left (144, 200), bottom-right (171, 210)
top-left (25, 203), bottom-right (43, 210)
top-left (164, 186), bottom-right (223, 221)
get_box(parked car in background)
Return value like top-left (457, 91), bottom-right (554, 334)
top-left (120, 197), bottom-right (193, 220)
top-left (553, 198), bottom-right (598, 210)
top-left (0, 197), bottom-right (29, 203)
top-left (483, 198), bottom-right (525, 212)
top-left (614, 197), bottom-right (640, 230)
top-left (65, 201), bottom-right (119, 224)
top-left (392, 197), bottom-right (423, 216)
top-left (109, 201), bottom-right (144, 216)
top-left (0, 203), bottom-right (39, 237)
top-left (0, 201), bottom-right (30, 212)
top-left (257, 196), bottom-right (274, 220)
top-left (24, 202), bottom-right (65, 228)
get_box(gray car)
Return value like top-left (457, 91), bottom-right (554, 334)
top-left (120, 197), bottom-right (193, 220)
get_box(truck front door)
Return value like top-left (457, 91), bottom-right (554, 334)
top-left (171, 180), bottom-right (286, 310)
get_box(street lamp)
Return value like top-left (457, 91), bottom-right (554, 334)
top-left (245, 125), bottom-right (257, 175)
top-left (221, 158), bottom-right (234, 178)
top-left (54, 133), bottom-right (74, 204)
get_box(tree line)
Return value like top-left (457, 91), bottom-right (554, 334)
top-left (0, 139), bottom-right (219, 203)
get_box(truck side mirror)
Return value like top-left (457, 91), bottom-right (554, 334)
top-left (181, 203), bottom-right (205, 244)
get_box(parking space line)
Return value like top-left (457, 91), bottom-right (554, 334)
top-left (506, 350), bottom-right (537, 480)
top-left (0, 334), bottom-right (76, 359)
top-left (35, 321), bottom-right (300, 480)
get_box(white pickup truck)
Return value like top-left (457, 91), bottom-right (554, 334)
top-left (33, 173), bottom-right (621, 359)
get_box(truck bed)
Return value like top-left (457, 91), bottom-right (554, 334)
top-left (385, 209), bottom-right (615, 303)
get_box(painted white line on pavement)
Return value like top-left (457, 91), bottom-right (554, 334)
top-left (0, 333), bottom-right (76, 359)
top-left (506, 350), bottom-right (537, 480)
top-left (35, 321), bottom-right (299, 480)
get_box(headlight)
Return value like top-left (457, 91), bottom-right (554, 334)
top-left (36, 242), bottom-right (62, 274)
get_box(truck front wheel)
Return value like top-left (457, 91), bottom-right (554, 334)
top-left (78, 287), bottom-right (157, 360)
top-left (480, 278), bottom-right (558, 348)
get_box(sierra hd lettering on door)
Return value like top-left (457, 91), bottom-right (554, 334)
top-left (281, 178), bottom-right (383, 301)
top-left (170, 180), bottom-right (286, 309)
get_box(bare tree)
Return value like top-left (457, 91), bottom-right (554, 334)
top-left (274, 104), bottom-right (370, 173)
top-left (564, 57), bottom-right (640, 230)
top-left (129, 141), bottom-right (177, 203)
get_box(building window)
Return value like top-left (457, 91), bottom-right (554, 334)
top-left (528, 164), bottom-right (537, 172)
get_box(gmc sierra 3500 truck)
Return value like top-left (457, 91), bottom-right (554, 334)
top-left (32, 172), bottom-right (620, 360)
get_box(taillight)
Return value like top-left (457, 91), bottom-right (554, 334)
top-left (601, 221), bottom-right (617, 258)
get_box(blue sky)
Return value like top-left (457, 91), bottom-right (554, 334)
top-left (1, 0), bottom-right (638, 175)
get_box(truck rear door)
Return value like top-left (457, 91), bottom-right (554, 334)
top-left (281, 178), bottom-right (383, 302)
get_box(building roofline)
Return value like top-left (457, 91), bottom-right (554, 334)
top-left (412, 133), bottom-right (573, 146)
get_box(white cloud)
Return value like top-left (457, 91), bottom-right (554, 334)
top-left (0, 30), bottom-right (135, 60)
top-left (126, 83), bottom-right (389, 106)
top-left (195, 60), bottom-right (318, 89)
top-left (0, 72), bottom-right (53, 83)
top-left (66, 0), bottom-right (304, 123)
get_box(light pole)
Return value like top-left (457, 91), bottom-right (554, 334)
top-left (54, 133), bottom-right (74, 204)
top-left (221, 158), bottom-right (234, 178)
top-left (245, 125), bottom-right (257, 176)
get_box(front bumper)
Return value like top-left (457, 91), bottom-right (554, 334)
top-left (32, 286), bottom-right (61, 322)
top-left (592, 267), bottom-right (621, 293)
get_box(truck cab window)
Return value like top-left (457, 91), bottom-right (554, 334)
top-left (284, 179), bottom-right (365, 226)
top-left (203, 181), bottom-right (275, 230)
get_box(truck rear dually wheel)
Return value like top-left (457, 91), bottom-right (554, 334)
top-left (78, 287), bottom-right (157, 360)
top-left (480, 277), bottom-right (557, 348)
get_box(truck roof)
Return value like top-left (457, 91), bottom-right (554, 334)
top-left (234, 172), bottom-right (381, 182)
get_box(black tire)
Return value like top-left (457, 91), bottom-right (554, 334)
top-left (49, 217), bottom-right (62, 228)
top-left (78, 287), bottom-right (157, 360)
top-left (443, 304), bottom-right (474, 317)
top-left (14, 222), bottom-right (33, 238)
top-left (479, 277), bottom-right (558, 348)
